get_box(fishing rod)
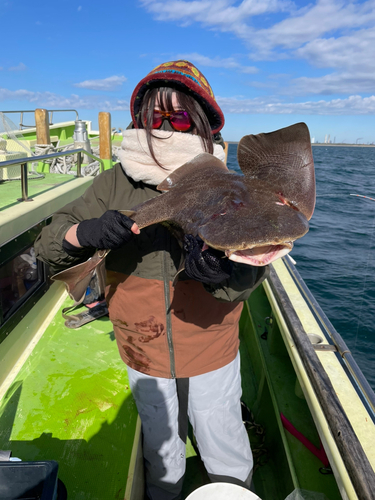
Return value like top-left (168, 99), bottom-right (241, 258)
top-left (350, 194), bottom-right (375, 202)
top-left (316, 194), bottom-right (375, 200)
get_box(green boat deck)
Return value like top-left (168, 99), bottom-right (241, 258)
top-left (0, 285), bottom-right (343, 500)
top-left (0, 174), bottom-right (77, 212)
top-left (0, 296), bottom-right (138, 499)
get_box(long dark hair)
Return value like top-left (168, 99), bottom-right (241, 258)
top-left (136, 86), bottom-right (214, 167)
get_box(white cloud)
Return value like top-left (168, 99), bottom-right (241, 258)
top-left (0, 87), bottom-right (130, 111)
top-left (176, 52), bottom-right (258, 73)
top-left (295, 28), bottom-right (375, 72)
top-left (141, 0), bottom-right (375, 56)
top-left (140, 0), bottom-right (288, 26)
top-left (289, 71), bottom-right (375, 96)
top-left (217, 94), bottom-right (375, 115)
top-left (78, 5), bottom-right (82, 11)
top-left (248, 0), bottom-right (375, 57)
top-left (9, 63), bottom-right (27, 71)
top-left (2, 85), bottom-right (374, 115)
top-left (141, 0), bottom-right (375, 93)
top-left (74, 75), bottom-right (127, 91)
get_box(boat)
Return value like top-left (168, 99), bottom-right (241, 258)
top-left (0, 108), bottom-right (374, 500)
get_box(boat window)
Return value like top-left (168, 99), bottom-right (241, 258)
top-left (0, 221), bottom-right (49, 342)
top-left (0, 246), bottom-right (40, 322)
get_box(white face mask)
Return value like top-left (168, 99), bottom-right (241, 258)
top-left (118, 129), bottom-right (226, 186)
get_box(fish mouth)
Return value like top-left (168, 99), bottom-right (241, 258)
top-left (226, 242), bottom-right (293, 266)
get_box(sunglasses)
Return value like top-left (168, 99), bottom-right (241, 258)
top-left (148, 110), bottom-right (193, 132)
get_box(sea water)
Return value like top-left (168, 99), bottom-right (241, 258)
top-left (227, 143), bottom-right (375, 391)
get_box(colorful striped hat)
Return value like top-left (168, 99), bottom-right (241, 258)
top-left (130, 60), bottom-right (224, 134)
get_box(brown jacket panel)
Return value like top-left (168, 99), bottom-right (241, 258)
top-left (106, 271), bottom-right (242, 378)
top-left (170, 279), bottom-right (242, 377)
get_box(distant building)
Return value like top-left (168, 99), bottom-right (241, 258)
top-left (311, 137), bottom-right (315, 143)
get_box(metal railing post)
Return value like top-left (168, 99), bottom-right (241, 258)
top-left (18, 162), bottom-right (32, 202)
top-left (77, 152), bottom-right (82, 177)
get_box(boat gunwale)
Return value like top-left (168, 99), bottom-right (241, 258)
top-left (266, 261), bottom-right (375, 500)
top-left (283, 255), bottom-right (375, 418)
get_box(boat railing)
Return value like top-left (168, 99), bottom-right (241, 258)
top-left (0, 149), bottom-right (103, 202)
top-left (269, 259), bottom-right (375, 498)
top-left (1, 109), bottom-right (79, 130)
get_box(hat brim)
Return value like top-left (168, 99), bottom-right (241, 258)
top-left (130, 72), bottom-right (224, 134)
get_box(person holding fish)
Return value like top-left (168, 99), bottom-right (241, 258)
top-left (35, 60), bottom-right (272, 500)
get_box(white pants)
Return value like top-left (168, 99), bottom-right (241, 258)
top-left (127, 352), bottom-right (253, 500)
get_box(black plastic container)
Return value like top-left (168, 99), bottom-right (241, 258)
top-left (0, 460), bottom-right (59, 500)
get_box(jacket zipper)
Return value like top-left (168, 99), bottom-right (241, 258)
top-left (162, 250), bottom-right (176, 378)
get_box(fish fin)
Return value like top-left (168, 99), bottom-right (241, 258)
top-left (120, 208), bottom-right (168, 229)
top-left (119, 201), bottom-right (176, 230)
top-left (157, 153), bottom-right (227, 191)
top-left (119, 209), bottom-right (136, 218)
top-left (238, 123), bottom-right (315, 220)
top-left (52, 250), bottom-right (108, 304)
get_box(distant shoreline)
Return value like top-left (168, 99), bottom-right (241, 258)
top-left (312, 143), bottom-right (375, 147)
top-left (226, 141), bottom-right (375, 147)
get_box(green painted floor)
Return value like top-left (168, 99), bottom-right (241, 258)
top-left (0, 287), bottom-right (343, 500)
top-left (0, 298), bottom-right (138, 500)
top-left (0, 173), bottom-right (76, 211)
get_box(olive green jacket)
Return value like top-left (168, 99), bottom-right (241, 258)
top-left (35, 163), bottom-right (268, 377)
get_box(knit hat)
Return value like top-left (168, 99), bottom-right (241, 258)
top-left (130, 60), bottom-right (224, 134)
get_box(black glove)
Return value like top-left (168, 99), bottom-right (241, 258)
top-left (76, 210), bottom-right (136, 250)
top-left (183, 234), bottom-right (232, 284)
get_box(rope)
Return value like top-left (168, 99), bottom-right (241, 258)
top-left (34, 143), bottom-right (105, 177)
top-left (2, 140), bottom-right (121, 182)
top-left (35, 143), bottom-right (76, 174)
top-left (241, 401), bottom-right (268, 470)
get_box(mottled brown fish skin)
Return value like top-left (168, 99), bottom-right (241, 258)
top-left (122, 122), bottom-right (315, 253)
top-left (237, 122), bottom-right (315, 220)
top-left (125, 171), bottom-right (309, 252)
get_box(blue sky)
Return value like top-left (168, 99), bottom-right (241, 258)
top-left (1, 0), bottom-right (375, 143)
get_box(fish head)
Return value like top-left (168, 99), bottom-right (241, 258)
top-left (197, 180), bottom-right (310, 265)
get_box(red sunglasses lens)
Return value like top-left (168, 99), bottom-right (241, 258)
top-left (170, 111), bottom-right (192, 131)
top-left (152, 112), bottom-right (163, 129)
